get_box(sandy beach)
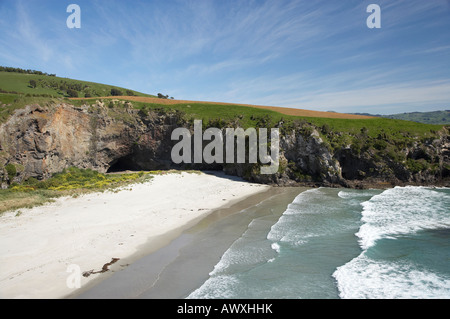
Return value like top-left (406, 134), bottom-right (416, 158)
top-left (0, 171), bottom-right (270, 299)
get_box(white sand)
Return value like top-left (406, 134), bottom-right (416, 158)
top-left (0, 171), bottom-right (270, 299)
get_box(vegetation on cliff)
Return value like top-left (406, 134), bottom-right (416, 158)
top-left (0, 70), bottom-right (449, 199)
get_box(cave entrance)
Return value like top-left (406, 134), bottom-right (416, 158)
top-left (107, 155), bottom-right (141, 173)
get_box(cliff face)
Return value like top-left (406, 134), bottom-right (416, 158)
top-left (0, 102), bottom-right (449, 188)
top-left (0, 102), bottom-right (181, 187)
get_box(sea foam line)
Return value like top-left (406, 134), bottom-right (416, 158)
top-left (334, 186), bottom-right (450, 299)
top-left (356, 186), bottom-right (450, 250)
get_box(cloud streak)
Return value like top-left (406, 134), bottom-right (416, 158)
top-left (0, 0), bottom-right (448, 114)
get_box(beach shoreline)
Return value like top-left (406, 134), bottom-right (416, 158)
top-left (74, 185), bottom-right (306, 299)
top-left (0, 171), bottom-right (271, 299)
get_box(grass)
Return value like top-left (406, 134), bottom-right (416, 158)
top-left (0, 189), bottom-right (61, 215)
top-left (0, 71), bottom-right (155, 98)
top-left (0, 93), bottom-right (63, 123)
top-left (15, 167), bottom-right (152, 191)
top-left (0, 167), bottom-right (154, 215)
top-left (73, 95), bottom-right (372, 119)
top-left (0, 167), bottom-right (206, 215)
top-left (97, 98), bottom-right (445, 143)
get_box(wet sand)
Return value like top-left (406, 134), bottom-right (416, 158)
top-left (74, 186), bottom-right (307, 299)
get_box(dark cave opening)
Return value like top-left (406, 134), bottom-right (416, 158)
top-left (106, 149), bottom-right (226, 174)
top-left (107, 155), bottom-right (141, 173)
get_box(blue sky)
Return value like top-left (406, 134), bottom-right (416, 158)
top-left (0, 0), bottom-right (449, 114)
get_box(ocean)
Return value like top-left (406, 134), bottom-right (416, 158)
top-left (188, 186), bottom-right (450, 299)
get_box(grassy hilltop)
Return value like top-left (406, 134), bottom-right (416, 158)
top-left (0, 67), bottom-right (154, 98)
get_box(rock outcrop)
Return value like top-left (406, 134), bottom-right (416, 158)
top-left (0, 102), bottom-right (181, 187)
top-left (0, 101), bottom-right (449, 188)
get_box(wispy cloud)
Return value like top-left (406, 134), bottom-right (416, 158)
top-left (0, 0), bottom-right (448, 114)
top-left (294, 80), bottom-right (450, 114)
top-left (205, 70), bottom-right (450, 114)
top-left (0, 1), bottom-right (52, 65)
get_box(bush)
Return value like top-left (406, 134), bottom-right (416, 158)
top-left (5, 163), bottom-right (16, 181)
top-left (29, 80), bottom-right (37, 88)
top-left (111, 88), bottom-right (122, 96)
top-left (373, 139), bottom-right (387, 150)
top-left (406, 158), bottom-right (428, 173)
top-left (350, 141), bottom-right (362, 155)
top-left (24, 177), bottom-right (39, 185)
top-left (321, 124), bottom-right (331, 135)
top-left (67, 89), bottom-right (78, 98)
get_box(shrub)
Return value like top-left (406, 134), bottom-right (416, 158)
top-left (29, 80), bottom-right (37, 88)
top-left (350, 141), bottom-right (362, 155)
top-left (5, 163), bottom-right (16, 181)
top-left (373, 139), bottom-right (387, 150)
top-left (321, 124), bottom-right (331, 135)
top-left (66, 89), bottom-right (78, 98)
top-left (111, 88), bottom-right (122, 96)
top-left (406, 158), bottom-right (428, 173)
top-left (24, 177), bottom-right (39, 185)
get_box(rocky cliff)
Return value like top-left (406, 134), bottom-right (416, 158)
top-left (1, 101), bottom-right (449, 188)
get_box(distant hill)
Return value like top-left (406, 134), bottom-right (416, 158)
top-left (351, 110), bottom-right (450, 125)
top-left (384, 110), bottom-right (450, 125)
top-left (0, 66), bottom-right (155, 99)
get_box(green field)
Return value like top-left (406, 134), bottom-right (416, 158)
top-left (0, 71), bottom-right (155, 98)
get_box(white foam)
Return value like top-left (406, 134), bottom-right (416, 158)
top-left (357, 187), bottom-right (450, 250)
top-left (208, 216), bottom-right (278, 276)
top-left (267, 188), bottom-right (325, 244)
top-left (271, 242), bottom-right (281, 253)
top-left (338, 189), bottom-right (379, 199)
top-left (333, 253), bottom-right (450, 299)
top-left (334, 186), bottom-right (450, 299)
top-left (287, 188), bottom-right (323, 205)
top-left (187, 275), bottom-right (241, 299)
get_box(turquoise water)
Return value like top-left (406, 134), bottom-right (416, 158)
top-left (188, 187), bottom-right (450, 299)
